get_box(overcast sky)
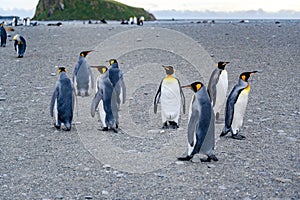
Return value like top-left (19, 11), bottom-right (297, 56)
top-left (0, 0), bottom-right (299, 18)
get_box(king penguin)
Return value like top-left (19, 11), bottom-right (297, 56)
top-left (0, 22), bottom-right (7, 47)
top-left (220, 71), bottom-right (257, 140)
top-left (107, 59), bottom-right (126, 128)
top-left (207, 61), bottom-right (230, 120)
top-left (13, 34), bottom-right (26, 58)
top-left (177, 82), bottom-right (218, 162)
top-left (90, 65), bottom-right (109, 131)
top-left (50, 67), bottom-right (75, 131)
top-left (91, 66), bottom-right (118, 133)
top-left (154, 65), bottom-right (185, 129)
top-left (73, 51), bottom-right (94, 97)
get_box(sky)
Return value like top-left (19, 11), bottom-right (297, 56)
top-left (0, 0), bottom-right (300, 18)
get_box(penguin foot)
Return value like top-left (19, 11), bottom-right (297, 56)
top-left (63, 127), bottom-right (71, 131)
top-left (177, 155), bottom-right (193, 161)
top-left (220, 131), bottom-right (228, 137)
top-left (162, 122), bottom-right (168, 129)
top-left (101, 127), bottom-right (109, 131)
top-left (116, 123), bottom-right (119, 129)
top-left (201, 155), bottom-right (218, 162)
top-left (17, 55), bottom-right (23, 58)
top-left (54, 124), bottom-right (61, 130)
top-left (169, 121), bottom-right (179, 129)
top-left (111, 127), bottom-right (118, 133)
top-left (231, 134), bottom-right (245, 140)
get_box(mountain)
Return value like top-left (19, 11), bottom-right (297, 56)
top-left (33, 0), bottom-right (156, 21)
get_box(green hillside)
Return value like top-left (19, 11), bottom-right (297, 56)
top-left (33, 0), bottom-right (156, 21)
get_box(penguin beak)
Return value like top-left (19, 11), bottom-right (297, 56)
top-left (181, 85), bottom-right (192, 89)
top-left (250, 70), bottom-right (258, 76)
top-left (225, 62), bottom-right (230, 65)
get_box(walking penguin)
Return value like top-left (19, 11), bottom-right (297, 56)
top-left (207, 61), bottom-right (230, 120)
top-left (73, 50), bottom-right (94, 96)
top-left (178, 82), bottom-right (218, 162)
top-left (91, 65), bottom-right (118, 133)
top-left (154, 65), bottom-right (185, 129)
top-left (220, 71), bottom-right (257, 140)
top-left (50, 67), bottom-right (75, 131)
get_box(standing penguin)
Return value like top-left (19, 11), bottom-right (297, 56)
top-left (220, 71), bottom-right (257, 140)
top-left (178, 82), bottom-right (218, 162)
top-left (91, 66), bottom-right (118, 133)
top-left (13, 34), bottom-right (26, 58)
top-left (207, 61), bottom-right (230, 120)
top-left (0, 22), bottom-right (7, 47)
top-left (108, 59), bottom-right (126, 118)
top-left (154, 65), bottom-right (185, 129)
top-left (73, 51), bottom-right (94, 96)
top-left (91, 65), bottom-right (109, 131)
top-left (50, 67), bottom-right (75, 131)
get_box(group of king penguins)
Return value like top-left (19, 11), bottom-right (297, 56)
top-left (50, 52), bottom-right (257, 163)
top-left (154, 63), bottom-right (257, 162)
top-left (50, 50), bottom-right (126, 133)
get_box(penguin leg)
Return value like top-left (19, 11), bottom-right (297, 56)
top-left (101, 127), bottom-right (109, 131)
top-left (54, 119), bottom-right (61, 130)
top-left (177, 155), bottom-right (193, 161)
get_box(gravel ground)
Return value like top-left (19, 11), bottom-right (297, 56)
top-left (0, 21), bottom-right (299, 199)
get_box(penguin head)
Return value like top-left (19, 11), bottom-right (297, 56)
top-left (58, 67), bottom-right (67, 74)
top-left (217, 61), bottom-right (230, 70)
top-left (109, 59), bottom-right (118, 65)
top-left (240, 71), bottom-right (258, 82)
top-left (91, 66), bottom-right (108, 74)
top-left (80, 50), bottom-right (92, 58)
top-left (182, 81), bottom-right (203, 93)
top-left (13, 34), bottom-right (19, 41)
top-left (162, 65), bottom-right (174, 75)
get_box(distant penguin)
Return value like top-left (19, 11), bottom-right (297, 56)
top-left (91, 66), bottom-right (118, 133)
top-left (207, 61), bottom-right (230, 120)
top-left (73, 51), bottom-right (94, 96)
top-left (13, 34), bottom-right (26, 58)
top-left (50, 67), bottom-right (75, 131)
top-left (177, 82), bottom-right (218, 162)
top-left (220, 71), bottom-right (257, 140)
top-left (0, 22), bottom-right (7, 47)
top-left (154, 65), bottom-right (185, 129)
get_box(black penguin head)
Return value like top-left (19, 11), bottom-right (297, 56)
top-left (58, 67), bottom-right (67, 74)
top-left (217, 61), bottom-right (230, 70)
top-left (162, 65), bottom-right (174, 75)
top-left (240, 71), bottom-right (257, 82)
top-left (91, 66), bottom-right (108, 74)
top-left (109, 59), bottom-right (118, 65)
top-left (80, 50), bottom-right (92, 58)
top-left (182, 81), bottom-right (203, 93)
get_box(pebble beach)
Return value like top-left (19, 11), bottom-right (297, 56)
top-left (0, 20), bottom-right (299, 199)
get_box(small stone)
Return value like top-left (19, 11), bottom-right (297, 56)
top-left (219, 185), bottom-right (227, 190)
top-left (207, 164), bottom-right (216, 168)
top-left (136, 38), bottom-right (142, 42)
top-left (116, 173), bottom-right (125, 178)
top-left (102, 190), bottom-right (109, 195)
top-left (14, 120), bottom-right (22, 123)
top-left (0, 97), bottom-right (6, 101)
top-left (83, 167), bottom-right (90, 171)
top-left (103, 164), bottom-right (111, 169)
top-left (84, 195), bottom-right (93, 199)
top-left (286, 137), bottom-right (297, 142)
top-left (55, 194), bottom-right (64, 199)
top-left (247, 119), bottom-right (253, 122)
top-left (277, 130), bottom-right (284, 133)
top-left (175, 161), bottom-right (185, 165)
top-left (51, 73), bottom-right (56, 76)
top-left (275, 177), bottom-right (292, 183)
